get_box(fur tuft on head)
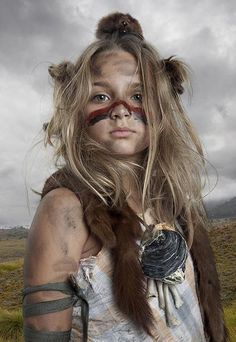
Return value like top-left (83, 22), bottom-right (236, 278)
top-left (163, 56), bottom-right (189, 96)
top-left (96, 12), bottom-right (143, 40)
top-left (48, 61), bottom-right (75, 84)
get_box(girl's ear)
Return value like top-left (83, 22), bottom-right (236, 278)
top-left (163, 56), bottom-right (189, 97)
top-left (48, 61), bottom-right (75, 84)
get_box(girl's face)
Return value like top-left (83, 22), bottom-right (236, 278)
top-left (84, 49), bottom-right (149, 161)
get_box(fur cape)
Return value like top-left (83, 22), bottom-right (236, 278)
top-left (41, 168), bottom-right (228, 341)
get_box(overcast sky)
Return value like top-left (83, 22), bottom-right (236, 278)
top-left (0, 0), bottom-right (235, 226)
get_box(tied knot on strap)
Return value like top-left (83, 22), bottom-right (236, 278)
top-left (68, 274), bottom-right (89, 341)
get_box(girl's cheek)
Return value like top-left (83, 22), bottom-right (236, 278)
top-left (133, 112), bottom-right (147, 125)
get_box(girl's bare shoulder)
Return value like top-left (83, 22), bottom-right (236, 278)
top-left (34, 187), bottom-right (86, 234)
top-left (24, 187), bottom-right (89, 284)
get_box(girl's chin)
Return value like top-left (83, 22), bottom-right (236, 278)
top-left (108, 149), bottom-right (146, 159)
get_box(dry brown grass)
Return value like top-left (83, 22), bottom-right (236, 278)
top-left (0, 239), bottom-right (26, 263)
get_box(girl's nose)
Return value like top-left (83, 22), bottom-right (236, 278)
top-left (110, 103), bottom-right (131, 120)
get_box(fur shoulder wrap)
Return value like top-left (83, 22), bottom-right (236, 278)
top-left (41, 168), bottom-right (228, 341)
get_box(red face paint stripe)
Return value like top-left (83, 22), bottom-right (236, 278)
top-left (86, 100), bottom-right (146, 124)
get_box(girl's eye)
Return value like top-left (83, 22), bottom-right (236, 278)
top-left (92, 94), bottom-right (109, 102)
top-left (132, 94), bottom-right (142, 102)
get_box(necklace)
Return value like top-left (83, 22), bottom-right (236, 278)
top-left (137, 216), bottom-right (188, 285)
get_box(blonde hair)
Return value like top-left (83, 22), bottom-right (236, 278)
top-left (45, 32), bottom-right (207, 246)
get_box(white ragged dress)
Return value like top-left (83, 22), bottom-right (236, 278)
top-left (70, 236), bottom-right (207, 341)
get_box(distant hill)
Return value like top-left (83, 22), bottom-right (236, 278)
top-left (206, 197), bottom-right (236, 219)
top-left (0, 226), bottom-right (28, 240)
top-left (1, 197), bottom-right (236, 234)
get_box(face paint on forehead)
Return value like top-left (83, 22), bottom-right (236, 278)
top-left (86, 100), bottom-right (147, 126)
top-left (92, 51), bottom-right (120, 75)
top-left (92, 51), bottom-right (138, 77)
top-left (113, 60), bottom-right (138, 76)
top-left (91, 63), bottom-right (102, 77)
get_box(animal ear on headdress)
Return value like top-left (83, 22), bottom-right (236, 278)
top-left (163, 56), bottom-right (189, 97)
top-left (48, 61), bottom-right (75, 84)
top-left (43, 122), bottom-right (49, 131)
top-left (96, 12), bottom-right (144, 40)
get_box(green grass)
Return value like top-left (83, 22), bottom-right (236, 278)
top-left (224, 300), bottom-right (236, 342)
top-left (0, 259), bottom-right (23, 275)
top-left (0, 308), bottom-right (23, 341)
top-left (208, 220), bottom-right (236, 341)
top-left (0, 265), bottom-right (24, 311)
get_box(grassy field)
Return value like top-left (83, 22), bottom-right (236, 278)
top-left (209, 219), bottom-right (236, 341)
top-left (0, 220), bottom-right (235, 341)
top-left (209, 220), bottom-right (236, 306)
top-left (0, 239), bottom-right (26, 263)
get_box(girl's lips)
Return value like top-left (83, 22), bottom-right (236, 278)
top-left (110, 129), bottom-right (134, 138)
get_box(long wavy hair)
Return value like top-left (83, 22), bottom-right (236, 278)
top-left (44, 31), bottom-right (207, 246)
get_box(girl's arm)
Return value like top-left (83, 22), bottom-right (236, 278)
top-left (23, 188), bottom-right (89, 340)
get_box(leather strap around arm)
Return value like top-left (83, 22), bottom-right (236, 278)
top-left (23, 275), bottom-right (89, 342)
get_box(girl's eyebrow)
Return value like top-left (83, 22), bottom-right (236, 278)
top-left (130, 82), bottom-right (143, 89)
top-left (92, 81), bottom-right (111, 88)
top-left (92, 81), bottom-right (143, 89)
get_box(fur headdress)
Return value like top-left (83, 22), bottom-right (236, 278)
top-left (45, 12), bottom-right (185, 98)
top-left (96, 12), bottom-right (144, 40)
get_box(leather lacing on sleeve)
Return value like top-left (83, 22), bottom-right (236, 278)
top-left (23, 274), bottom-right (89, 342)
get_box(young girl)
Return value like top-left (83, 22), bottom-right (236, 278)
top-left (23, 12), bottom-right (228, 342)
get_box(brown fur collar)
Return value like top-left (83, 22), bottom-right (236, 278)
top-left (41, 168), bottom-right (228, 341)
